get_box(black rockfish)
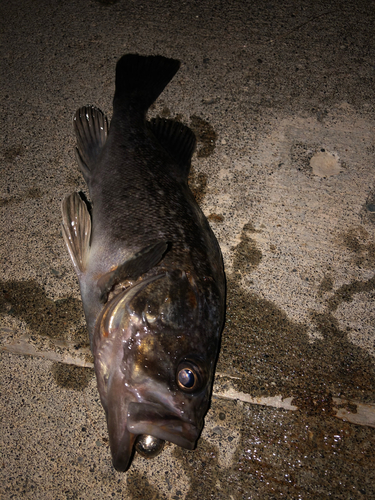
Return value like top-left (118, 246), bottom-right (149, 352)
top-left (61, 54), bottom-right (225, 471)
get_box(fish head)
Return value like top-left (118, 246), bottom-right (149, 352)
top-left (93, 270), bottom-right (223, 471)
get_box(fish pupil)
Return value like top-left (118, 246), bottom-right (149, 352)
top-left (178, 368), bottom-right (195, 388)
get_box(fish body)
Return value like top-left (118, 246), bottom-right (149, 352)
top-left (61, 54), bottom-right (225, 471)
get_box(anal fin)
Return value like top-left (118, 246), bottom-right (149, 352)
top-left (61, 192), bottom-right (91, 276)
top-left (98, 241), bottom-right (168, 303)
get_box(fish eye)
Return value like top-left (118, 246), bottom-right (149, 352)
top-left (178, 368), bottom-right (195, 389)
top-left (176, 361), bottom-right (203, 392)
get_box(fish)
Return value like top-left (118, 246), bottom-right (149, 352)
top-left (61, 54), bottom-right (225, 472)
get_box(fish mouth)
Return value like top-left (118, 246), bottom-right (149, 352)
top-left (127, 401), bottom-right (200, 450)
top-left (106, 395), bottom-right (199, 471)
top-left (108, 401), bottom-right (199, 471)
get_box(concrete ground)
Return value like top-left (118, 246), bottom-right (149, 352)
top-left (1, 0), bottom-right (375, 498)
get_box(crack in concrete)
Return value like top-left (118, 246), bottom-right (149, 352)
top-left (2, 329), bottom-right (374, 429)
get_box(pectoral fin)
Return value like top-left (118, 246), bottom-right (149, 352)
top-left (61, 192), bottom-right (91, 276)
top-left (98, 241), bottom-right (168, 303)
top-left (73, 106), bottom-right (108, 183)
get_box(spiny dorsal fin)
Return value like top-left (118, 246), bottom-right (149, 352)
top-left (149, 117), bottom-right (196, 181)
top-left (73, 106), bottom-right (108, 183)
top-left (61, 192), bottom-right (91, 276)
top-left (97, 241), bottom-right (169, 303)
top-left (114, 54), bottom-right (180, 113)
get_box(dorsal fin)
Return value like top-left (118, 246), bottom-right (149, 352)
top-left (73, 106), bottom-right (108, 183)
top-left (149, 118), bottom-right (196, 181)
top-left (97, 241), bottom-right (169, 303)
top-left (61, 192), bottom-right (91, 276)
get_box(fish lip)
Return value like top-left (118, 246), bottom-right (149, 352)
top-left (105, 378), bottom-right (137, 472)
top-left (126, 401), bottom-right (200, 450)
top-left (109, 429), bottom-right (137, 472)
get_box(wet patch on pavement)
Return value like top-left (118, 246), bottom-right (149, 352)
top-left (325, 275), bottom-right (375, 312)
top-left (2, 144), bottom-right (25, 161)
top-left (232, 222), bottom-right (262, 274)
top-left (170, 397), bottom-right (375, 499)
top-left (190, 115), bottom-right (217, 158)
top-left (0, 280), bottom-right (87, 343)
top-left (340, 227), bottom-right (375, 268)
top-left (51, 363), bottom-right (94, 390)
top-left (207, 213), bottom-right (224, 223)
top-left (188, 167), bottom-right (207, 205)
top-left (217, 275), bottom-right (375, 402)
top-left (0, 187), bottom-right (43, 208)
top-left (127, 471), bottom-right (169, 500)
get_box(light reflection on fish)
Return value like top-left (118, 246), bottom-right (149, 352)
top-left (61, 54), bottom-right (225, 471)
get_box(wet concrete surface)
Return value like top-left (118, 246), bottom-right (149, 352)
top-left (1, 0), bottom-right (375, 498)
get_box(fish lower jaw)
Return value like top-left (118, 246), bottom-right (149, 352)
top-left (126, 401), bottom-right (199, 450)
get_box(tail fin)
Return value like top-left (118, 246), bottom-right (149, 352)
top-left (114, 54), bottom-right (180, 113)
